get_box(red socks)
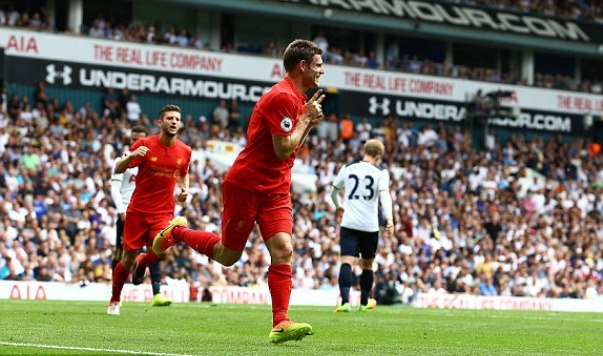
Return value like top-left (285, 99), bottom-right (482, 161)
top-left (110, 252), bottom-right (158, 303)
top-left (110, 262), bottom-right (129, 303)
top-left (174, 226), bottom-right (220, 259)
top-left (138, 250), bottom-right (160, 266)
top-left (268, 264), bottom-right (292, 327)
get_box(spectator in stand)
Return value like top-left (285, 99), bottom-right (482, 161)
top-left (227, 99), bottom-right (241, 132)
top-left (103, 88), bottom-right (120, 120)
top-left (89, 19), bottom-right (104, 37)
top-left (146, 25), bottom-right (156, 43)
top-left (67, 5), bottom-right (603, 94)
top-left (339, 113), bottom-right (354, 144)
top-left (164, 26), bottom-right (177, 45)
top-left (34, 82), bottom-right (49, 106)
top-left (324, 112), bottom-right (339, 142)
top-left (221, 43), bottom-right (234, 53)
top-left (5, 6), bottom-right (19, 26)
top-left (408, 55), bottom-right (421, 73)
top-left (7, 94), bottom-right (20, 120)
top-left (118, 89), bottom-right (131, 111)
top-left (417, 124), bottom-right (438, 147)
top-left (356, 117), bottom-right (372, 143)
top-left (190, 31), bottom-right (203, 49)
top-left (313, 31), bottom-right (329, 57)
top-left (385, 42), bottom-right (400, 70)
top-left (20, 142), bottom-right (40, 170)
top-left (176, 29), bottom-right (188, 47)
top-left (126, 95), bottom-right (142, 123)
top-left (264, 40), bottom-right (280, 58)
top-left (212, 99), bottom-right (229, 129)
top-left (367, 50), bottom-right (379, 69)
top-left (353, 48), bottom-right (368, 67)
top-left (399, 54), bottom-right (410, 72)
top-left (29, 12), bottom-right (44, 30)
top-left (1, 52), bottom-right (603, 307)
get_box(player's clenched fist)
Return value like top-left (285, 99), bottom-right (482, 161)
top-left (384, 220), bottom-right (394, 238)
top-left (177, 185), bottom-right (189, 203)
top-left (335, 207), bottom-right (344, 225)
top-left (130, 146), bottom-right (150, 158)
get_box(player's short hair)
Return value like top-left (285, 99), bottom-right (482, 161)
top-left (363, 139), bottom-right (385, 157)
top-left (159, 104), bottom-right (181, 119)
top-left (283, 39), bottom-right (323, 72)
top-left (131, 125), bottom-right (148, 135)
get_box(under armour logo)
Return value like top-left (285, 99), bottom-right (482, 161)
top-left (46, 64), bottom-right (72, 85)
top-left (368, 96), bottom-right (390, 116)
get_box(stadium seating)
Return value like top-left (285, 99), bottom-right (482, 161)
top-left (1, 87), bottom-right (601, 301)
top-left (1, 2), bottom-right (600, 93)
top-left (0, 0), bottom-right (601, 303)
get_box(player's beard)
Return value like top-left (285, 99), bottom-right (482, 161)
top-left (162, 125), bottom-right (179, 138)
top-left (163, 130), bottom-right (177, 138)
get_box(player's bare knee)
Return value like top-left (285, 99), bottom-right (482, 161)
top-left (216, 247), bottom-right (242, 267)
top-left (221, 255), bottom-right (239, 267)
top-left (266, 233), bottom-right (293, 263)
top-left (273, 241), bottom-right (293, 261)
top-left (360, 258), bottom-right (374, 270)
top-left (341, 256), bottom-right (355, 265)
top-left (121, 251), bottom-right (136, 269)
top-left (121, 257), bottom-right (134, 269)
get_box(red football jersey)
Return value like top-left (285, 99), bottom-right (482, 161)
top-left (127, 135), bottom-right (191, 214)
top-left (225, 77), bottom-right (305, 194)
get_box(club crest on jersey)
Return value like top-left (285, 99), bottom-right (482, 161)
top-left (176, 158), bottom-right (182, 165)
top-left (151, 157), bottom-right (158, 161)
top-left (280, 117), bottom-right (293, 132)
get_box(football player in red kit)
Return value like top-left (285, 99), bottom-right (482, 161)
top-left (153, 39), bottom-right (325, 343)
top-left (107, 104), bottom-right (191, 315)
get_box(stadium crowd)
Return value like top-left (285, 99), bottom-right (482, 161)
top-left (1, 84), bottom-right (602, 304)
top-left (1, 2), bottom-right (601, 94)
top-left (458, 0), bottom-right (603, 20)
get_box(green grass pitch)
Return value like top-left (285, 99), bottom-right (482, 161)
top-left (0, 300), bottom-right (602, 355)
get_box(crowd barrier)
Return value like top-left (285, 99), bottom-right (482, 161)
top-left (2, 281), bottom-right (601, 313)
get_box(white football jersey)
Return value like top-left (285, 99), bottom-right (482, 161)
top-left (110, 151), bottom-right (138, 213)
top-left (332, 161), bottom-right (390, 232)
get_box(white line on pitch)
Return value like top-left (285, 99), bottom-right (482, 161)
top-left (0, 341), bottom-right (196, 356)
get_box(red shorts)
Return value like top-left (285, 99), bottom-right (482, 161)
top-left (122, 212), bottom-right (173, 251)
top-left (221, 180), bottom-right (292, 251)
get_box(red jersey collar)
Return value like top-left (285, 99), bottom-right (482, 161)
top-left (284, 76), bottom-right (306, 102)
